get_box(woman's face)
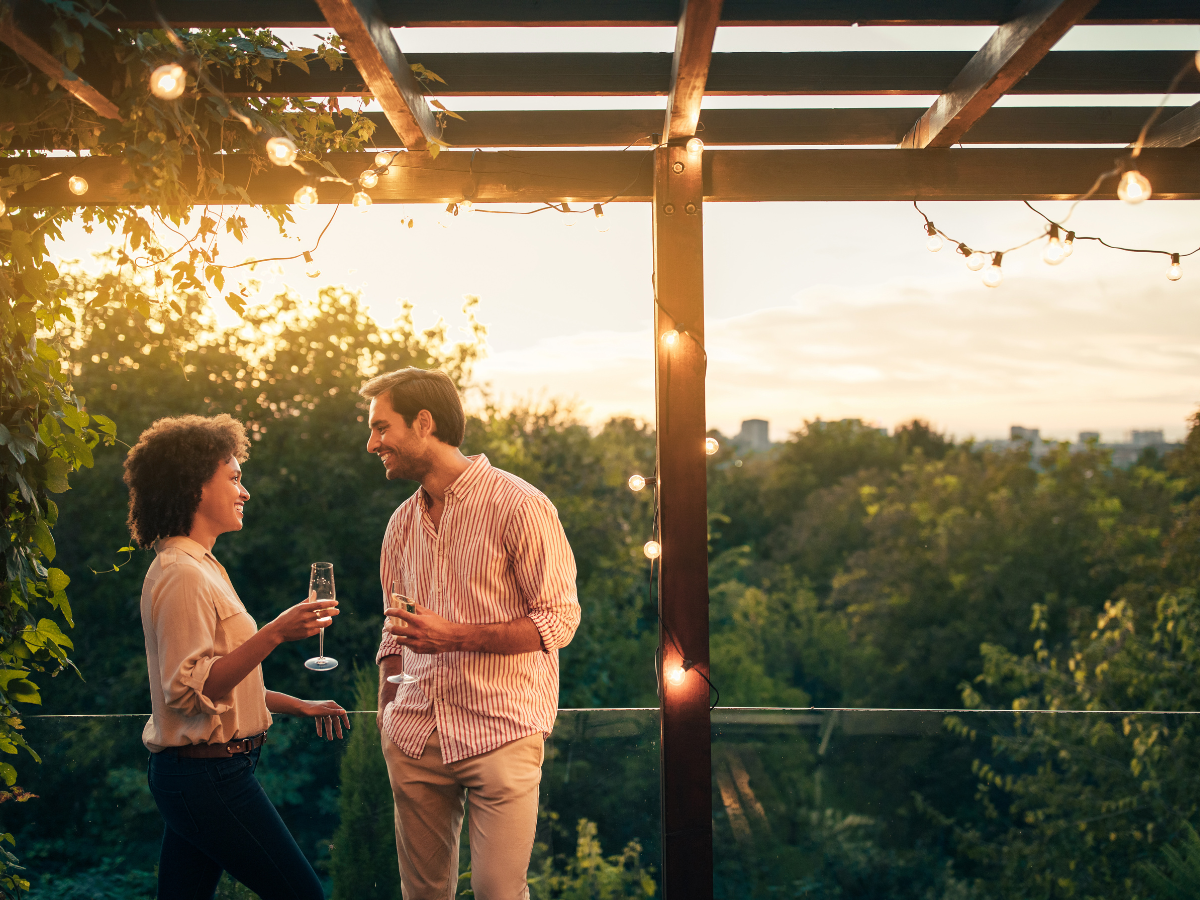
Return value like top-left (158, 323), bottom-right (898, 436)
top-left (193, 456), bottom-right (250, 537)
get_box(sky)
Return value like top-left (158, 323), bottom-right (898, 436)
top-left (49, 25), bottom-right (1200, 444)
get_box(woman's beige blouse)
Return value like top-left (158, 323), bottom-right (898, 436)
top-left (140, 536), bottom-right (272, 752)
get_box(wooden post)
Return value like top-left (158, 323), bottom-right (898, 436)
top-left (653, 141), bottom-right (712, 900)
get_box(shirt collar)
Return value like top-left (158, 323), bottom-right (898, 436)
top-left (420, 454), bottom-right (490, 508)
top-left (156, 535), bottom-right (217, 564)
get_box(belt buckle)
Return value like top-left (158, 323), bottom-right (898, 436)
top-left (227, 737), bottom-right (252, 756)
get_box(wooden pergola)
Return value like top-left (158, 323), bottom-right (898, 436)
top-left (6, 1), bottom-right (1200, 895)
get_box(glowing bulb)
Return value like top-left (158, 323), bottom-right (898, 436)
top-left (666, 666), bottom-right (686, 686)
top-left (352, 191), bottom-right (372, 211)
top-left (660, 329), bottom-right (679, 347)
top-left (265, 136), bottom-right (297, 167)
top-left (459, 199), bottom-right (474, 214)
top-left (358, 169), bottom-right (379, 189)
top-left (643, 540), bottom-right (661, 560)
top-left (686, 137), bottom-right (704, 155)
top-left (1042, 226), bottom-right (1065, 266)
top-left (982, 252), bottom-right (1004, 288)
top-left (966, 251), bottom-right (986, 271)
top-left (593, 203), bottom-right (610, 233)
top-left (1117, 170), bottom-right (1151, 204)
top-left (1168, 253), bottom-right (1182, 281)
top-left (149, 63), bottom-right (186, 100)
top-left (374, 151), bottom-right (393, 168)
top-left (294, 185), bottom-right (318, 207)
top-left (924, 223), bottom-right (942, 252)
top-left (705, 437), bottom-right (719, 455)
top-left (628, 474), bottom-right (647, 492)
top-left (1196, 49), bottom-right (1200, 73)
top-left (1063, 231), bottom-right (1075, 257)
top-left (68, 175), bottom-right (88, 196)
top-left (303, 251), bottom-right (320, 279)
top-left (439, 201), bottom-right (458, 229)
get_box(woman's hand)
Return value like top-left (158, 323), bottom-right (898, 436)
top-left (298, 699), bottom-right (350, 740)
top-left (265, 592), bottom-right (339, 645)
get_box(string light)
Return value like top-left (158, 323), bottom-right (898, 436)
top-left (1042, 224), bottom-right (1066, 266)
top-left (358, 169), bottom-right (379, 189)
top-left (666, 659), bottom-right (693, 686)
top-left (303, 251), bottom-right (320, 279)
top-left (352, 191), bottom-right (372, 211)
top-left (925, 222), bottom-right (943, 252)
top-left (966, 250), bottom-right (987, 271)
top-left (1117, 170), bottom-right (1152, 204)
top-left (374, 151), bottom-right (393, 168)
top-left (439, 201), bottom-right (459, 228)
top-left (1168, 253), bottom-right (1183, 281)
top-left (660, 329), bottom-right (679, 347)
top-left (459, 199), bottom-right (474, 215)
top-left (686, 137), bottom-right (704, 155)
top-left (643, 540), bottom-right (662, 560)
top-left (265, 136), bottom-right (297, 167)
top-left (705, 437), bottom-right (719, 455)
top-left (68, 176), bottom-right (88, 196)
top-left (149, 63), bottom-right (186, 100)
top-left (982, 252), bottom-right (1004, 288)
top-left (1063, 231), bottom-right (1075, 257)
top-left (628, 474), bottom-right (647, 492)
top-left (294, 184), bottom-right (318, 207)
top-left (593, 203), bottom-right (609, 233)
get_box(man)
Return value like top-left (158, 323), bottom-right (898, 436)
top-left (360, 367), bottom-right (581, 900)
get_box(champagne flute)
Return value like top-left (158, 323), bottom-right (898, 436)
top-left (305, 562), bottom-right (338, 672)
top-left (386, 579), bottom-right (418, 685)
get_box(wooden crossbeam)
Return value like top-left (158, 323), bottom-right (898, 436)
top-left (0, 0), bottom-right (121, 120)
top-left (12, 148), bottom-right (1200, 205)
top-left (1142, 102), bottom-right (1200, 149)
top-left (101, 0), bottom-right (1200, 28)
top-left (664, 0), bottom-right (723, 142)
top-left (900, 0), bottom-right (1099, 149)
top-left (312, 0), bottom-right (439, 150)
top-left (214, 50), bottom-right (1200, 98)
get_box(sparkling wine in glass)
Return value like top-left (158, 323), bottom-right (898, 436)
top-left (305, 562), bottom-right (338, 672)
top-left (386, 580), bottom-right (418, 685)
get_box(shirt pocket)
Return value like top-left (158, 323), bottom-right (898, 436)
top-left (212, 592), bottom-right (257, 648)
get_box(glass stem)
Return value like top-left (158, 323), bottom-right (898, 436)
top-left (318, 627), bottom-right (325, 660)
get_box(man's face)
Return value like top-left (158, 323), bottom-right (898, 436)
top-left (194, 456), bottom-right (249, 535)
top-left (366, 395), bottom-right (434, 482)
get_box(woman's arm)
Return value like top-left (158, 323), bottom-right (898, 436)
top-left (202, 594), bottom-right (338, 701)
top-left (266, 690), bottom-right (350, 739)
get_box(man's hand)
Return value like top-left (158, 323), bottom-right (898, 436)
top-left (384, 602), bottom-right (464, 654)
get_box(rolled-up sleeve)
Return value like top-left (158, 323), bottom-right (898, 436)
top-left (506, 495), bottom-right (581, 652)
top-left (150, 565), bottom-right (233, 718)
top-left (376, 513), bottom-right (404, 663)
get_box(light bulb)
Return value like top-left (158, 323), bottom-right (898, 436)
top-left (149, 63), bottom-right (186, 100)
top-left (666, 666), bottom-right (686, 686)
top-left (294, 185), bottom-right (318, 207)
top-left (439, 201), bottom-right (458, 228)
top-left (924, 223), bottom-right (942, 252)
top-left (593, 203), bottom-right (609, 233)
top-left (660, 329), bottom-right (679, 347)
top-left (459, 199), bottom-right (474, 214)
top-left (303, 251), bottom-right (320, 279)
top-left (966, 251), bottom-right (986, 271)
top-left (358, 169), bottom-right (379, 189)
top-left (628, 474), bottom-right (646, 492)
top-left (68, 175), bottom-right (88, 196)
top-left (352, 191), bottom-right (372, 211)
top-left (982, 252), bottom-right (1004, 288)
top-left (643, 540), bottom-right (661, 560)
top-left (1195, 49), bottom-right (1200, 73)
top-left (374, 151), bottom-right (392, 168)
top-left (705, 437), bottom-right (719, 455)
top-left (265, 136), bottom-right (297, 167)
top-left (1168, 253), bottom-right (1182, 281)
top-left (1063, 231), bottom-right (1075, 257)
top-left (1117, 170), bottom-right (1151, 204)
top-left (686, 137), bottom-right (704, 155)
top-left (1042, 226), bottom-right (1065, 266)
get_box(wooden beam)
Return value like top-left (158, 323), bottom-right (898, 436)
top-left (0, 1), bottom-right (121, 120)
top-left (664, 0), bottom-right (723, 141)
top-left (100, 0), bottom-right (1200, 28)
top-left (312, 0), bottom-right (439, 150)
top-left (11, 148), bottom-right (1200, 205)
top-left (214, 51), bottom-right (1200, 98)
top-left (652, 141), bottom-right (713, 900)
top-left (1142, 102), bottom-right (1200, 149)
top-left (900, 0), bottom-right (1099, 149)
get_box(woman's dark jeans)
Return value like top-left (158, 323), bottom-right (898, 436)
top-left (147, 746), bottom-right (324, 900)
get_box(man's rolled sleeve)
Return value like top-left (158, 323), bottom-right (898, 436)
top-left (376, 629), bottom-right (404, 663)
top-left (151, 566), bottom-right (233, 718)
top-left (507, 495), bottom-right (581, 653)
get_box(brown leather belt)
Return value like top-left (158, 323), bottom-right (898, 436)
top-left (172, 732), bottom-right (268, 759)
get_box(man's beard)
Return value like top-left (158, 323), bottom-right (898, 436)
top-left (385, 450), bottom-right (433, 483)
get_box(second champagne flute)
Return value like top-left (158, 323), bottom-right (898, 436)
top-left (386, 579), bottom-right (418, 685)
top-left (305, 562), bottom-right (338, 672)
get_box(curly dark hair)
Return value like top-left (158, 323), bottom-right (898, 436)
top-left (123, 414), bottom-right (250, 548)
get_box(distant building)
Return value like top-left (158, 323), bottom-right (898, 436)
top-left (1079, 431), bottom-right (1100, 444)
top-left (735, 419), bottom-right (772, 453)
top-left (1011, 426), bottom-right (1040, 442)
top-left (1132, 430), bottom-right (1165, 447)
top-left (981, 425), bottom-right (1180, 468)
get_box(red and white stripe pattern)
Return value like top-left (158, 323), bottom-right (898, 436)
top-left (376, 454), bottom-right (581, 763)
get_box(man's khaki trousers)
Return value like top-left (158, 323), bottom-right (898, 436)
top-left (382, 730), bottom-right (543, 900)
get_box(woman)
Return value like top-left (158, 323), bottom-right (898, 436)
top-left (125, 413), bottom-right (349, 900)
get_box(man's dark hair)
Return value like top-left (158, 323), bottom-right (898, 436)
top-left (123, 414), bottom-right (250, 548)
top-left (359, 368), bottom-right (465, 447)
